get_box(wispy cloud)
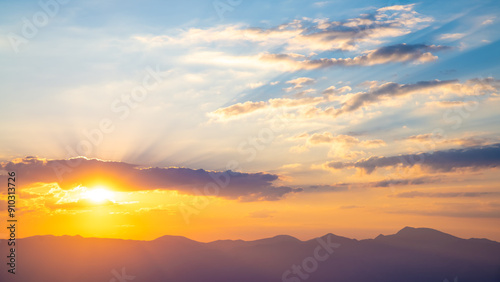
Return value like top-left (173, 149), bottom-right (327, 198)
top-left (439, 33), bottom-right (466, 40)
top-left (392, 191), bottom-right (500, 198)
top-left (134, 4), bottom-right (432, 54)
top-left (259, 44), bottom-right (449, 70)
top-left (291, 132), bottom-right (386, 159)
top-left (211, 77), bottom-right (499, 121)
top-left (324, 143), bottom-right (500, 174)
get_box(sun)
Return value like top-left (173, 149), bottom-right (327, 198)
top-left (85, 186), bottom-right (115, 203)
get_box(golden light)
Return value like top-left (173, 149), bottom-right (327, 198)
top-left (85, 186), bottom-right (115, 203)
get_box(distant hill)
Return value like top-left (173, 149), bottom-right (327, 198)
top-left (1, 227), bottom-right (499, 282)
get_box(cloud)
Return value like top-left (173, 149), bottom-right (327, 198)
top-left (280, 163), bottom-right (302, 169)
top-left (292, 132), bottom-right (385, 159)
top-left (305, 184), bottom-right (350, 192)
top-left (386, 202), bottom-right (500, 218)
top-left (135, 4), bottom-right (432, 53)
top-left (434, 100), bottom-right (471, 107)
top-left (372, 176), bottom-right (441, 187)
top-left (336, 78), bottom-right (454, 115)
top-left (211, 101), bottom-right (267, 117)
top-left (210, 77), bottom-right (499, 121)
top-left (404, 133), bottom-right (498, 148)
top-left (306, 132), bottom-right (386, 148)
top-left (439, 33), bottom-right (465, 40)
top-left (327, 77), bottom-right (498, 117)
top-left (286, 77), bottom-right (316, 89)
top-left (443, 137), bottom-right (498, 147)
top-left (210, 96), bottom-right (323, 119)
top-left (308, 132), bottom-right (358, 145)
top-left (299, 176), bottom-right (440, 192)
top-left (322, 85), bottom-right (352, 98)
top-left (392, 191), bottom-right (500, 198)
top-left (377, 4), bottom-right (415, 12)
top-left (247, 82), bottom-right (265, 89)
top-left (48, 198), bottom-right (116, 210)
top-left (324, 143), bottom-right (500, 174)
top-left (259, 44), bottom-right (448, 70)
top-left (0, 157), bottom-right (302, 202)
top-left (482, 17), bottom-right (495, 25)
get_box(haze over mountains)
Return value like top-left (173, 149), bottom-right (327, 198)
top-left (1, 227), bottom-right (499, 282)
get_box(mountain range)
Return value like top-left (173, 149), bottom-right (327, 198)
top-left (1, 227), bottom-right (499, 282)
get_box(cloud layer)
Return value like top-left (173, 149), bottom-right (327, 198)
top-left (1, 157), bottom-right (301, 201)
top-left (211, 77), bottom-right (500, 120)
top-left (325, 143), bottom-right (500, 173)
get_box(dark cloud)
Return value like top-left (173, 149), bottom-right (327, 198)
top-left (299, 177), bottom-right (439, 192)
top-left (392, 191), bottom-right (500, 198)
top-left (261, 44), bottom-right (449, 70)
top-left (0, 157), bottom-right (301, 202)
top-left (368, 43), bottom-right (449, 58)
top-left (233, 4), bottom-right (432, 52)
top-left (372, 176), bottom-right (440, 187)
top-left (326, 143), bottom-right (500, 173)
top-left (305, 184), bottom-right (351, 192)
top-left (338, 78), bottom-right (455, 114)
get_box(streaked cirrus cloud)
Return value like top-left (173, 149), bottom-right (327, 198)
top-left (324, 143), bottom-right (500, 173)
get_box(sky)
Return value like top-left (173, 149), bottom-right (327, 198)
top-left (0, 0), bottom-right (500, 242)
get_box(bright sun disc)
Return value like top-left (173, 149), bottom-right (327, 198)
top-left (86, 187), bottom-right (114, 203)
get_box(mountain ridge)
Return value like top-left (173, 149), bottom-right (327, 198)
top-left (2, 226), bottom-right (499, 282)
top-left (11, 226), bottom-right (499, 244)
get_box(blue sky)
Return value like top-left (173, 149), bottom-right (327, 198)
top-left (0, 0), bottom-right (499, 168)
top-left (2, 0), bottom-right (498, 167)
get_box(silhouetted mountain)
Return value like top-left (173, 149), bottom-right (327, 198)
top-left (1, 227), bottom-right (499, 282)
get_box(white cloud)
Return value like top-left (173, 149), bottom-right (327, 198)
top-left (439, 33), bottom-right (465, 40)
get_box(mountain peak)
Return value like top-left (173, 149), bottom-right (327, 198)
top-left (397, 226), bottom-right (455, 237)
top-left (376, 227), bottom-right (459, 243)
top-left (153, 235), bottom-right (199, 244)
top-left (252, 234), bottom-right (301, 244)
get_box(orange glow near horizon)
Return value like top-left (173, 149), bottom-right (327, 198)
top-left (3, 177), bottom-right (499, 243)
top-left (1, 165), bottom-right (500, 243)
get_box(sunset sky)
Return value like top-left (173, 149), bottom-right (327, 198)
top-left (1, 0), bottom-right (500, 242)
